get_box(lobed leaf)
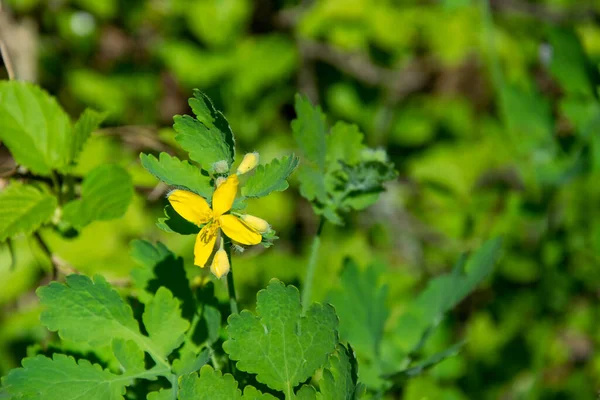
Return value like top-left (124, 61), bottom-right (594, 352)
top-left (327, 259), bottom-right (388, 356)
top-left (112, 339), bottom-right (145, 373)
top-left (318, 344), bottom-right (361, 400)
top-left (0, 81), bottom-right (71, 175)
top-left (1, 354), bottom-right (127, 400)
top-left (0, 183), bottom-right (57, 242)
top-left (224, 279), bottom-right (338, 396)
top-left (38, 274), bottom-right (140, 348)
top-left (291, 94), bottom-right (327, 170)
top-left (142, 287), bottom-right (190, 358)
top-left (241, 155), bottom-right (299, 198)
top-left (62, 164), bottom-right (133, 229)
top-left (173, 90), bottom-right (235, 172)
top-left (70, 108), bottom-right (107, 164)
top-left (140, 152), bottom-right (212, 198)
top-left (178, 365), bottom-right (275, 400)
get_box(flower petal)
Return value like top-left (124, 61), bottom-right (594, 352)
top-left (194, 224), bottom-right (217, 267)
top-left (168, 189), bottom-right (212, 225)
top-left (219, 214), bottom-right (262, 245)
top-left (212, 174), bottom-right (238, 217)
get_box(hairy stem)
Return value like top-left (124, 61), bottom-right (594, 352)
top-left (301, 217), bottom-right (325, 314)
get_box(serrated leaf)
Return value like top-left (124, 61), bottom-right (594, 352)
top-left (38, 274), bottom-right (140, 347)
top-left (189, 89), bottom-right (235, 161)
top-left (112, 339), bottom-right (145, 373)
top-left (178, 365), bottom-right (240, 399)
top-left (224, 279), bottom-right (338, 396)
top-left (173, 348), bottom-right (210, 376)
top-left (143, 287), bottom-right (190, 358)
top-left (70, 108), bottom-right (106, 164)
top-left (326, 122), bottom-right (364, 170)
top-left (241, 386), bottom-right (278, 400)
top-left (62, 164), bottom-right (133, 229)
top-left (318, 344), bottom-right (360, 400)
top-left (327, 259), bottom-right (388, 356)
top-left (296, 166), bottom-right (327, 204)
top-left (147, 389), bottom-right (174, 400)
top-left (173, 91), bottom-right (234, 172)
top-left (130, 240), bottom-right (196, 320)
top-left (140, 152), bottom-right (212, 198)
top-left (0, 184), bottom-right (57, 242)
top-left (0, 81), bottom-right (71, 175)
top-left (2, 354), bottom-right (127, 400)
top-left (292, 94), bottom-right (327, 170)
top-left (296, 386), bottom-right (318, 399)
top-left (157, 204), bottom-right (200, 235)
top-left (241, 155), bottom-right (299, 198)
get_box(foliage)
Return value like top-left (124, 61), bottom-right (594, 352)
top-left (2, 0), bottom-right (600, 398)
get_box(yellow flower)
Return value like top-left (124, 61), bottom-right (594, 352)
top-left (168, 174), bottom-right (263, 271)
top-left (210, 248), bottom-right (230, 278)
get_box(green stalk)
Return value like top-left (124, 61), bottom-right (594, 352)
top-left (225, 243), bottom-right (238, 315)
top-left (301, 217), bottom-right (325, 314)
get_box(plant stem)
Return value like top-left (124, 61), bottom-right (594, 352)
top-left (301, 217), bottom-right (325, 314)
top-left (225, 243), bottom-right (238, 315)
top-left (33, 231), bottom-right (58, 280)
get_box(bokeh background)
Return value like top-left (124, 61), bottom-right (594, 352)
top-left (2, 0), bottom-right (600, 398)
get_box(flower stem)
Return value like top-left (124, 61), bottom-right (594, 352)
top-left (301, 217), bottom-right (325, 314)
top-left (225, 243), bottom-right (239, 315)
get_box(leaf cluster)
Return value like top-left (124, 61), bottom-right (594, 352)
top-left (291, 95), bottom-right (397, 225)
top-left (0, 81), bottom-right (133, 243)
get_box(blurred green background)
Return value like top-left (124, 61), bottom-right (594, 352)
top-left (2, 0), bottom-right (600, 398)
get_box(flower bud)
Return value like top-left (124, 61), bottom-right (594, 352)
top-left (213, 160), bottom-right (229, 174)
top-left (215, 176), bottom-right (227, 188)
top-left (210, 249), bottom-right (230, 278)
top-left (240, 214), bottom-right (270, 233)
top-left (236, 152), bottom-right (259, 175)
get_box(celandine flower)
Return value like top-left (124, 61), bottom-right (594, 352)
top-left (168, 173), bottom-right (268, 278)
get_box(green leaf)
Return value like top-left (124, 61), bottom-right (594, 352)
top-left (0, 81), bottom-right (71, 175)
top-left (173, 348), bottom-right (210, 376)
top-left (143, 287), bottom-right (190, 358)
top-left (326, 122), bottom-right (364, 170)
top-left (174, 90), bottom-right (234, 172)
top-left (398, 238), bottom-right (503, 351)
top-left (241, 155), bottom-right (299, 198)
top-left (385, 341), bottom-right (465, 381)
top-left (157, 204), bottom-right (200, 235)
top-left (147, 389), bottom-right (174, 400)
top-left (2, 354), bottom-right (127, 400)
top-left (0, 183), bottom-right (57, 241)
top-left (179, 365), bottom-right (257, 400)
top-left (292, 94), bottom-right (327, 170)
top-left (318, 344), bottom-right (360, 400)
top-left (548, 28), bottom-right (594, 97)
top-left (140, 152), bottom-right (212, 198)
top-left (296, 386), bottom-right (318, 399)
top-left (241, 386), bottom-right (278, 400)
top-left (297, 165), bottom-right (327, 204)
top-left (38, 274), bottom-right (140, 348)
top-left (62, 164), bottom-right (133, 229)
top-left (327, 259), bottom-right (388, 356)
top-left (130, 240), bottom-right (196, 320)
top-left (335, 160), bottom-right (397, 210)
top-left (223, 279), bottom-right (338, 396)
top-left (112, 338), bottom-right (145, 373)
top-left (70, 108), bottom-right (106, 164)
